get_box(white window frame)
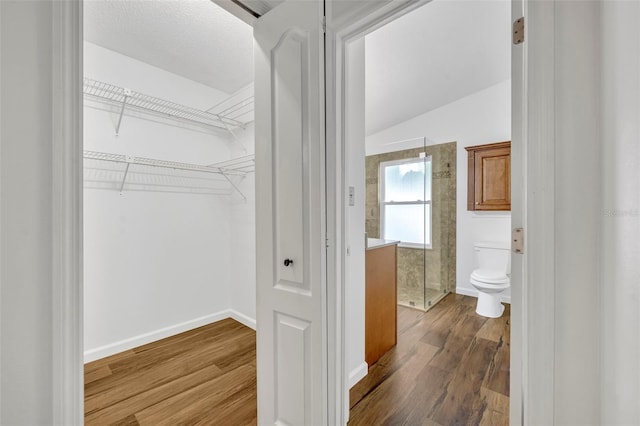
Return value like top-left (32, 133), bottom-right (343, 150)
top-left (379, 155), bottom-right (432, 249)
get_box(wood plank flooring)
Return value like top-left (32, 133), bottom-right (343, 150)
top-left (349, 294), bottom-right (510, 426)
top-left (84, 318), bottom-right (257, 425)
top-left (85, 294), bottom-right (509, 425)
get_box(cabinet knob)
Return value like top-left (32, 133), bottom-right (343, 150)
top-left (284, 258), bottom-right (294, 267)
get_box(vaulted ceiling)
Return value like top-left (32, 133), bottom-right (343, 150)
top-left (84, 0), bottom-right (254, 95)
top-left (84, 0), bottom-right (510, 134)
top-left (365, 0), bottom-right (511, 136)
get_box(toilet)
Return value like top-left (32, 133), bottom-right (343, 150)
top-left (470, 242), bottom-right (511, 318)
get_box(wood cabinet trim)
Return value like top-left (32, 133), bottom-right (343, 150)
top-left (464, 140), bottom-right (511, 152)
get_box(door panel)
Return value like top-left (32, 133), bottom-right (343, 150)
top-left (273, 29), bottom-right (308, 291)
top-left (275, 313), bottom-right (311, 425)
top-left (254, 1), bottom-right (326, 424)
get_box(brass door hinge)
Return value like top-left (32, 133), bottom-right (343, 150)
top-left (513, 17), bottom-right (524, 45)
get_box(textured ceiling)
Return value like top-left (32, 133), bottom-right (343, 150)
top-left (365, 0), bottom-right (511, 136)
top-left (84, 0), bottom-right (254, 95)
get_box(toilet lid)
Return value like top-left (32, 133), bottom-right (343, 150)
top-left (471, 269), bottom-right (510, 284)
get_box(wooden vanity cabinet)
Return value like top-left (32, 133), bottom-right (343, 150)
top-left (365, 243), bottom-right (397, 366)
top-left (465, 141), bottom-right (511, 211)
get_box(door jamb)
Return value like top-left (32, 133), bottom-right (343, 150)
top-left (52, 0), bottom-right (83, 424)
top-left (326, 0), bottom-right (555, 424)
top-left (326, 1), bottom-right (435, 423)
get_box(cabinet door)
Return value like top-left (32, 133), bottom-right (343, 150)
top-left (365, 245), bottom-right (397, 366)
top-left (474, 147), bottom-right (511, 210)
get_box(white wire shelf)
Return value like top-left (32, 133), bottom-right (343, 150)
top-left (84, 150), bottom-right (254, 200)
top-left (83, 78), bottom-right (252, 134)
top-left (208, 155), bottom-right (256, 174)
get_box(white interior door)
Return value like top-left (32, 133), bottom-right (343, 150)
top-left (254, 1), bottom-right (327, 425)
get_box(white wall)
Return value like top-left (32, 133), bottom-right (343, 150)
top-left (0, 1), bottom-right (54, 423)
top-left (600, 1), bottom-right (640, 423)
top-left (85, 42), bottom-right (230, 112)
top-left (83, 42), bottom-right (237, 360)
top-left (345, 39), bottom-right (367, 387)
top-left (365, 80), bottom-right (512, 300)
top-left (228, 122), bottom-right (257, 326)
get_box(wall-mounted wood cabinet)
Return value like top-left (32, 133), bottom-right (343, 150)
top-left (465, 141), bottom-right (511, 211)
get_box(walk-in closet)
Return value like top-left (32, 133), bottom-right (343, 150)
top-left (82, 1), bottom-right (258, 422)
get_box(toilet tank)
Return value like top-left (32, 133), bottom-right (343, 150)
top-left (474, 242), bottom-right (511, 274)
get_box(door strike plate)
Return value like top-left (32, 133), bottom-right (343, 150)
top-left (513, 17), bottom-right (524, 45)
top-left (512, 228), bottom-right (524, 254)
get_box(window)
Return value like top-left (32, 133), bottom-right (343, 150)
top-left (380, 156), bottom-right (432, 248)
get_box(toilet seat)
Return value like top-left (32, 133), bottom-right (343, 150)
top-left (470, 269), bottom-right (510, 285)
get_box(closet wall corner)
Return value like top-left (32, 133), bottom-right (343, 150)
top-left (83, 39), bottom-right (257, 361)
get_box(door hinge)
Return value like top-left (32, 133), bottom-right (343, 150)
top-left (512, 228), bottom-right (524, 254)
top-left (513, 17), bottom-right (524, 45)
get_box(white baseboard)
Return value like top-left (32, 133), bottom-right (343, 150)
top-left (455, 286), bottom-right (511, 304)
top-left (455, 287), bottom-right (479, 298)
top-left (85, 310), bottom-right (233, 363)
top-left (229, 309), bottom-right (257, 330)
top-left (349, 362), bottom-right (368, 388)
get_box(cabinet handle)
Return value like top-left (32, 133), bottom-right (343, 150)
top-left (284, 259), bottom-right (294, 267)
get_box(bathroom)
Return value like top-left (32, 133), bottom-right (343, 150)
top-left (358, 0), bottom-right (513, 318)
top-left (347, 3), bottom-right (514, 413)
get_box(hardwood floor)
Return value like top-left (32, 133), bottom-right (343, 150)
top-left (84, 318), bottom-right (257, 425)
top-left (85, 294), bottom-right (509, 425)
top-left (349, 294), bottom-right (510, 426)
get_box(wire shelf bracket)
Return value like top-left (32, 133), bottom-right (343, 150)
top-left (222, 122), bottom-right (247, 154)
top-left (220, 171), bottom-right (247, 202)
top-left (119, 160), bottom-right (130, 193)
top-left (115, 89), bottom-right (132, 136)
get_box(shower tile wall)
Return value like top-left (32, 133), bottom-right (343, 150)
top-left (366, 142), bottom-right (457, 309)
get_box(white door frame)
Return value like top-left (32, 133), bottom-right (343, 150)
top-left (52, 0), bottom-right (84, 424)
top-left (325, 4), bottom-right (435, 422)
top-left (326, 0), bottom-right (555, 424)
top-left (51, 0), bottom-right (556, 424)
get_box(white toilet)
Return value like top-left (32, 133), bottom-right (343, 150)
top-left (470, 242), bottom-right (511, 318)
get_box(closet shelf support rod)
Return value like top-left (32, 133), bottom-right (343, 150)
top-left (222, 122), bottom-right (247, 154)
top-left (120, 161), bottom-right (131, 193)
top-left (115, 89), bottom-right (132, 136)
top-left (220, 171), bottom-right (246, 202)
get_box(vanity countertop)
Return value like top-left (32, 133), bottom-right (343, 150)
top-left (366, 238), bottom-right (401, 251)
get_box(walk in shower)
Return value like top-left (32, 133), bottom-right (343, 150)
top-left (365, 138), bottom-right (456, 311)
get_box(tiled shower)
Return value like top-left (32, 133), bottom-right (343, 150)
top-left (365, 142), bottom-right (457, 311)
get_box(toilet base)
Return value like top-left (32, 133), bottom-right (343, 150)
top-left (475, 291), bottom-right (505, 318)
